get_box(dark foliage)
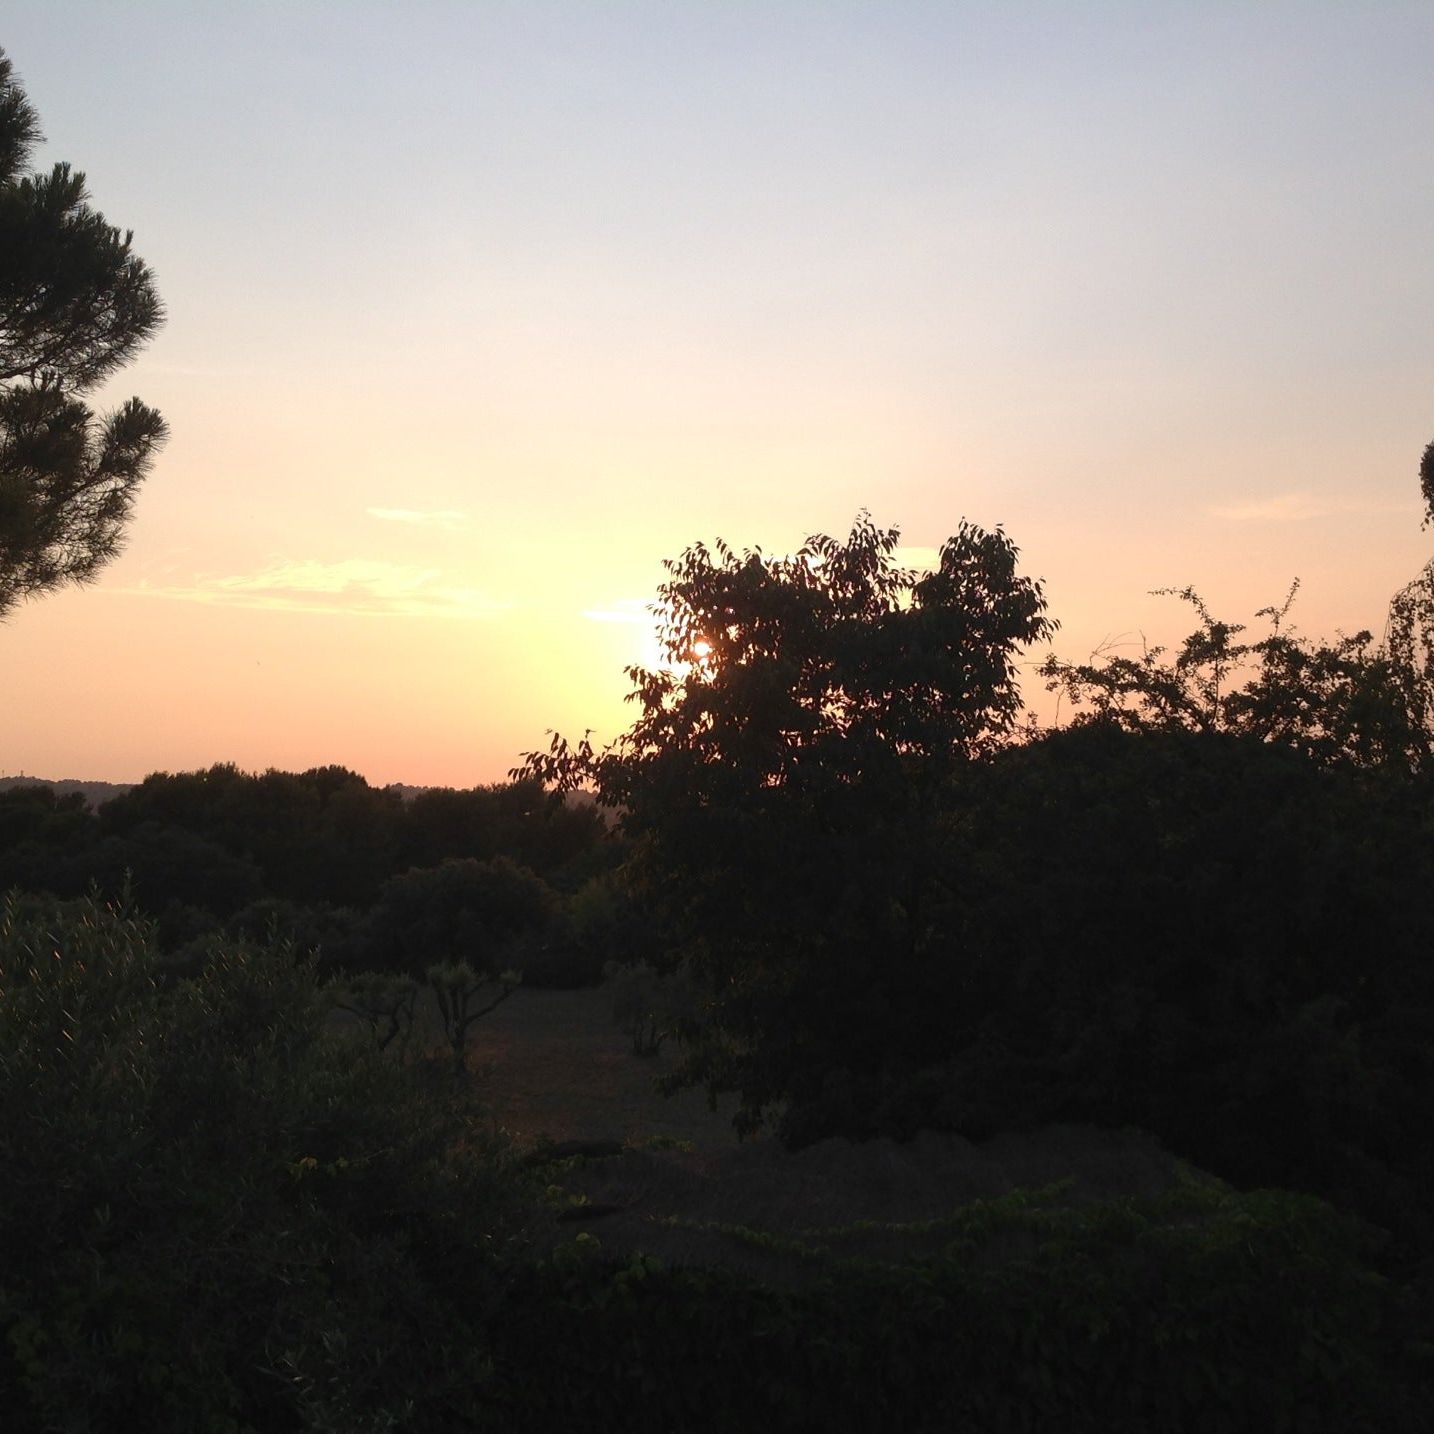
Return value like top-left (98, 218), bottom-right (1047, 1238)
top-left (768, 723), bottom-right (1434, 1273)
top-left (520, 513), bottom-right (1055, 1135)
top-left (0, 894), bottom-right (539, 1432)
top-left (485, 1182), bottom-right (1430, 1432)
top-left (361, 855), bottom-right (557, 978)
top-left (946, 726), bottom-right (1434, 1262)
top-left (0, 47), bottom-right (166, 619)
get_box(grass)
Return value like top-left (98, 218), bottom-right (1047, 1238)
top-left (336, 980), bottom-right (747, 1154)
top-left (473, 984), bottom-right (747, 1151)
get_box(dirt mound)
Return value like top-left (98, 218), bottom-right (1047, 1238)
top-left (538, 1123), bottom-right (1194, 1284)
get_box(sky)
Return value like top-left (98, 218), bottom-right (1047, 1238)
top-left (3, 1), bottom-right (1432, 788)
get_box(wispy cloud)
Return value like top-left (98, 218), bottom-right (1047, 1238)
top-left (121, 558), bottom-right (509, 620)
top-left (366, 507), bottom-right (470, 532)
top-left (582, 598), bottom-right (650, 624)
top-left (894, 545), bottom-right (942, 570)
top-left (1209, 492), bottom-right (1412, 522)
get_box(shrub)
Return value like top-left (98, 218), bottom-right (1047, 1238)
top-left (0, 892), bottom-right (538, 1432)
top-left (607, 959), bottom-right (700, 1057)
top-left (361, 856), bottom-right (556, 977)
top-left (482, 1179), bottom-right (1432, 1432)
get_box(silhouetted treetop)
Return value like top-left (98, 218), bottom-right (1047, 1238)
top-left (1041, 583), bottom-right (1433, 775)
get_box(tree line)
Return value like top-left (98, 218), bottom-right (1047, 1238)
top-left (0, 764), bottom-right (624, 982)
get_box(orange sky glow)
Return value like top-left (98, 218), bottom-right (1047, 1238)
top-left (3, 3), bottom-right (1432, 788)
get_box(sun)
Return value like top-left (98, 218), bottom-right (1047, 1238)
top-left (691, 638), bottom-right (713, 661)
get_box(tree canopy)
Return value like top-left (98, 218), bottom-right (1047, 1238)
top-left (520, 513), bottom-right (1055, 1135)
top-left (0, 46), bottom-right (166, 619)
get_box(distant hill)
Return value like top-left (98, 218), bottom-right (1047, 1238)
top-left (0, 776), bottom-right (134, 809)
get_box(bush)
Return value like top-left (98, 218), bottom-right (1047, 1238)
top-left (360, 856), bottom-right (557, 977)
top-left (516, 874), bottom-right (661, 990)
top-left (607, 959), bottom-right (700, 1057)
top-left (930, 725), bottom-right (1434, 1268)
top-left (0, 892), bottom-right (538, 1433)
top-left (482, 1179), bottom-right (1432, 1432)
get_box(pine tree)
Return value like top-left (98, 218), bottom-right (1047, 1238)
top-left (0, 46), bottom-right (167, 620)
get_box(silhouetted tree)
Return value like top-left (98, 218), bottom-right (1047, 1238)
top-left (363, 856), bottom-right (556, 977)
top-left (0, 783), bottom-right (97, 892)
top-left (0, 48), bottom-right (166, 619)
top-left (1385, 439), bottom-right (1434, 743)
top-left (520, 513), bottom-right (1055, 1137)
top-left (1042, 583), bottom-right (1432, 774)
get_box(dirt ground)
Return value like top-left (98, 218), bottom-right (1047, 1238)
top-left (452, 985), bottom-right (1196, 1283)
top-left (467, 983), bottom-right (745, 1153)
top-left (532, 1123), bottom-right (1193, 1283)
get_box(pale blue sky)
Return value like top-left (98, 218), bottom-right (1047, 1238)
top-left (3, 3), bottom-right (1432, 784)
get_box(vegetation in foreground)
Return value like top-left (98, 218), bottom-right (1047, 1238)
top-left (3, 895), bottom-right (1431, 1433)
top-left (0, 893), bottom-right (541, 1432)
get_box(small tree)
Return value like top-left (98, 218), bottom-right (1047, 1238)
top-left (329, 969), bottom-right (420, 1052)
top-left (0, 47), bottom-right (167, 620)
top-left (427, 960), bottom-right (521, 1075)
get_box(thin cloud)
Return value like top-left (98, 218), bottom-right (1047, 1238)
top-left (582, 598), bottom-right (650, 624)
top-left (894, 545), bottom-right (942, 570)
top-left (1209, 492), bottom-right (1412, 522)
top-left (120, 558), bottom-right (509, 620)
top-left (366, 507), bottom-right (470, 532)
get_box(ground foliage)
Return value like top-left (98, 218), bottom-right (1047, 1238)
top-left (0, 893), bottom-right (540, 1432)
top-left (485, 1176), bottom-right (1430, 1433)
top-left (935, 725), bottom-right (1434, 1265)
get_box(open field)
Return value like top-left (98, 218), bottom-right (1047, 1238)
top-left (335, 981), bottom-right (750, 1154)
top-left (470, 984), bottom-right (748, 1152)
